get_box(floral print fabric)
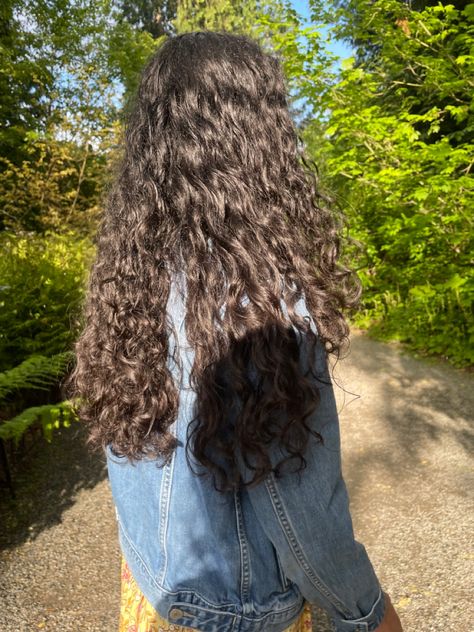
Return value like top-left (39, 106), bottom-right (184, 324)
top-left (119, 555), bottom-right (313, 632)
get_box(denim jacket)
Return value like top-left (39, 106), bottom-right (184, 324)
top-left (105, 271), bottom-right (386, 632)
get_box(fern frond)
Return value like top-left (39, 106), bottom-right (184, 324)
top-left (0, 352), bottom-right (75, 401)
top-left (0, 399), bottom-right (79, 445)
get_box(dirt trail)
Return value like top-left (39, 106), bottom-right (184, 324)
top-left (1, 331), bottom-right (472, 631)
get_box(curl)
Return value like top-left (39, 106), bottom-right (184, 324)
top-left (64, 31), bottom-right (362, 492)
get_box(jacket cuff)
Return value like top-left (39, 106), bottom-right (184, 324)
top-left (333, 588), bottom-right (386, 632)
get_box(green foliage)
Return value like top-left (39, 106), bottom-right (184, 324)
top-left (0, 130), bottom-right (108, 233)
top-left (0, 399), bottom-right (78, 445)
top-left (0, 231), bottom-right (89, 444)
top-left (0, 230), bottom-right (94, 372)
top-left (0, 0), bottom-right (471, 467)
top-left (119, 0), bottom-right (177, 39)
top-left (298, 0), bottom-right (474, 366)
top-left (0, 1), bottom-right (164, 446)
top-left (0, 352), bottom-right (74, 400)
top-left (0, 0), bottom-right (53, 165)
top-left (249, 1), bottom-right (473, 366)
top-left (0, 352), bottom-right (79, 445)
top-left (174, 0), bottom-right (260, 34)
top-left (0, 0), bottom-right (160, 233)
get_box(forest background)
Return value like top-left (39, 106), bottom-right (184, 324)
top-left (0, 0), bottom-right (472, 445)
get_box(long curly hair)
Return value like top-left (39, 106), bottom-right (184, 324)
top-left (65, 30), bottom-right (362, 493)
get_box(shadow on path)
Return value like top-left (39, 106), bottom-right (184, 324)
top-left (0, 332), bottom-right (472, 631)
top-left (0, 422), bottom-right (107, 549)
top-left (330, 332), bottom-right (473, 497)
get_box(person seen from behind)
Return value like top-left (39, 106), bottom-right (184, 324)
top-left (66, 30), bottom-right (404, 632)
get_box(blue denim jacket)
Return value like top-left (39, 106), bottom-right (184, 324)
top-left (105, 271), bottom-right (386, 632)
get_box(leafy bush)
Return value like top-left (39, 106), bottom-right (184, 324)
top-left (0, 351), bottom-right (78, 444)
top-left (0, 231), bottom-right (93, 445)
top-left (0, 230), bottom-right (94, 372)
top-left (302, 0), bottom-right (474, 367)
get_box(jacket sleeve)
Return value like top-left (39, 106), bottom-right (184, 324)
top-left (235, 298), bottom-right (387, 632)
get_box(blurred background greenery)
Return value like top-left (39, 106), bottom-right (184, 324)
top-left (0, 0), bottom-right (472, 454)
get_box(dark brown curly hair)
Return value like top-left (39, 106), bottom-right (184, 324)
top-left (65, 30), bottom-right (362, 493)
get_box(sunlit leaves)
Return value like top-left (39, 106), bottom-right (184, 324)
top-left (301, 0), bottom-right (473, 366)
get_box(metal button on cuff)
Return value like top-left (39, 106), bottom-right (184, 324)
top-left (169, 608), bottom-right (185, 620)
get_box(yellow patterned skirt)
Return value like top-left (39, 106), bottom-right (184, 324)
top-left (119, 555), bottom-right (313, 632)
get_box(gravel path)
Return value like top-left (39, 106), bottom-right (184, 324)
top-left (1, 330), bottom-right (473, 631)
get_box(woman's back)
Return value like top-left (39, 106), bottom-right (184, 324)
top-left (67, 30), bottom-right (403, 632)
top-left (105, 271), bottom-right (385, 631)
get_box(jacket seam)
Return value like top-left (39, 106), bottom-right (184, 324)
top-left (158, 426), bottom-right (176, 586)
top-left (117, 516), bottom-right (163, 591)
top-left (274, 546), bottom-right (290, 590)
top-left (119, 517), bottom-right (242, 609)
top-left (265, 473), bottom-right (354, 618)
top-left (240, 598), bottom-right (304, 622)
top-left (171, 601), bottom-right (239, 619)
top-left (118, 515), bottom-right (304, 630)
top-left (234, 488), bottom-right (251, 606)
